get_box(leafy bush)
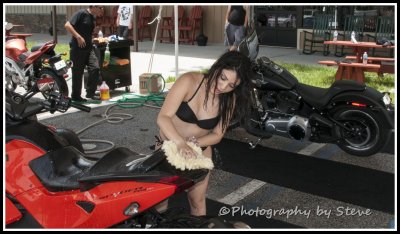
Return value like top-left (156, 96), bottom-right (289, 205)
top-left (165, 76), bottom-right (176, 83)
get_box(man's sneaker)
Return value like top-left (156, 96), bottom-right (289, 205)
top-left (86, 94), bottom-right (101, 101)
top-left (72, 97), bottom-right (87, 102)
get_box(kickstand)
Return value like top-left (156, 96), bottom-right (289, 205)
top-left (245, 137), bottom-right (264, 149)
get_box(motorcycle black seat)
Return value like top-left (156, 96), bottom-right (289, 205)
top-left (296, 80), bottom-right (366, 110)
top-left (79, 148), bottom-right (209, 192)
top-left (18, 52), bottom-right (30, 63)
top-left (78, 148), bottom-right (174, 191)
top-left (29, 146), bottom-right (95, 192)
top-left (84, 147), bottom-right (148, 176)
top-left (30, 44), bottom-right (44, 52)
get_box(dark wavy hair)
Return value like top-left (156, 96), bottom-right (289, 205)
top-left (203, 51), bottom-right (252, 131)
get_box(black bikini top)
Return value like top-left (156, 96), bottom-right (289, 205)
top-left (176, 77), bottom-right (220, 130)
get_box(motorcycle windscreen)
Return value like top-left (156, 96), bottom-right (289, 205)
top-left (238, 29), bottom-right (259, 61)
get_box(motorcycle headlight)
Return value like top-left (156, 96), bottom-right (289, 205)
top-left (382, 92), bottom-right (391, 106)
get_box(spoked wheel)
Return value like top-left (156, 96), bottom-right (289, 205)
top-left (333, 106), bottom-right (388, 156)
top-left (37, 69), bottom-right (69, 99)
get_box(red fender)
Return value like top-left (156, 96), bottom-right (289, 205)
top-left (6, 197), bottom-right (22, 225)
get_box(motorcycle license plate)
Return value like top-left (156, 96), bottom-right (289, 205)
top-left (54, 60), bottom-right (66, 70)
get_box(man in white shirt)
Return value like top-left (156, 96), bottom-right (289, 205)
top-left (116, 5), bottom-right (133, 39)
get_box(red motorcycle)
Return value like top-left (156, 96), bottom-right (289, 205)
top-left (5, 89), bottom-right (247, 229)
top-left (5, 22), bottom-right (70, 98)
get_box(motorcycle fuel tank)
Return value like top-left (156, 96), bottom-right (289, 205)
top-left (6, 38), bottom-right (28, 61)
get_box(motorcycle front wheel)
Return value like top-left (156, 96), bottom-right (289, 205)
top-left (332, 106), bottom-right (389, 157)
top-left (158, 214), bottom-right (250, 229)
top-left (37, 69), bottom-right (69, 99)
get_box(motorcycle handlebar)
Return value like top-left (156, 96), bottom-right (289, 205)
top-left (70, 102), bottom-right (91, 112)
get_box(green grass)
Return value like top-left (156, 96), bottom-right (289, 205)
top-left (275, 61), bottom-right (395, 94)
top-left (165, 76), bottom-right (176, 83)
top-left (198, 61), bottom-right (394, 94)
top-left (26, 41), bottom-right (70, 61)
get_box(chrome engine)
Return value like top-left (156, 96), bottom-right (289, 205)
top-left (5, 57), bottom-right (31, 90)
top-left (265, 114), bottom-right (310, 140)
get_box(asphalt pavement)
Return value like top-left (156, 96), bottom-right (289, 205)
top-left (36, 97), bottom-right (395, 229)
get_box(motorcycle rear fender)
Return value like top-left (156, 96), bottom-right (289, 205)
top-left (329, 87), bottom-right (394, 129)
top-left (25, 41), bottom-right (55, 65)
top-left (6, 197), bottom-right (22, 225)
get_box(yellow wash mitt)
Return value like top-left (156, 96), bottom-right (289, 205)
top-left (161, 140), bottom-right (214, 171)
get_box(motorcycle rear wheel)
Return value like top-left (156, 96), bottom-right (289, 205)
top-left (37, 69), bottom-right (69, 99)
top-left (332, 106), bottom-right (388, 156)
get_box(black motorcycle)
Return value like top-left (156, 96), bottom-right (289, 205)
top-left (236, 30), bottom-right (394, 157)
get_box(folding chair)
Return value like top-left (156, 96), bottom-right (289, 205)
top-left (178, 6), bottom-right (202, 45)
top-left (159, 6), bottom-right (185, 43)
top-left (334, 15), bottom-right (365, 57)
top-left (365, 16), bottom-right (394, 56)
top-left (98, 7), bottom-right (115, 36)
top-left (302, 14), bottom-right (334, 55)
top-left (138, 6), bottom-right (153, 41)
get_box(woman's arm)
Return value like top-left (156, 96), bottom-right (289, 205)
top-left (157, 73), bottom-right (198, 157)
top-left (225, 6), bottom-right (231, 24)
top-left (195, 128), bottom-right (225, 148)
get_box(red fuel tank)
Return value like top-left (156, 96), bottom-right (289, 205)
top-left (6, 38), bottom-right (28, 61)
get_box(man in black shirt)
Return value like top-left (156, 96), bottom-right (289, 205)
top-left (65, 5), bottom-right (102, 102)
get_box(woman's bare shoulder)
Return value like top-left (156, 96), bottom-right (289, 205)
top-left (176, 72), bottom-right (204, 85)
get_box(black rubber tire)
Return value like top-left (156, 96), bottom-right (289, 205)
top-left (159, 214), bottom-right (248, 228)
top-left (332, 105), bottom-right (389, 157)
top-left (37, 69), bottom-right (69, 99)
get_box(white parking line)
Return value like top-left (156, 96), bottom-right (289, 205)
top-left (297, 143), bottom-right (326, 156)
top-left (217, 179), bottom-right (266, 206)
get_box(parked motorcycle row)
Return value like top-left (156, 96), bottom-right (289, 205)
top-left (5, 26), bottom-right (394, 229)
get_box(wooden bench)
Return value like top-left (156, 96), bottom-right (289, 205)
top-left (345, 56), bottom-right (395, 76)
top-left (318, 60), bottom-right (381, 83)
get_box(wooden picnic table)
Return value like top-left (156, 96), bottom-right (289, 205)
top-left (319, 40), bottom-right (395, 83)
top-left (324, 40), bottom-right (394, 63)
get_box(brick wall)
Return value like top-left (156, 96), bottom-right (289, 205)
top-left (6, 14), bottom-right (68, 35)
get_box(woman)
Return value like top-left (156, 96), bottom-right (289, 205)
top-left (225, 5), bottom-right (249, 51)
top-left (156, 51), bottom-right (252, 216)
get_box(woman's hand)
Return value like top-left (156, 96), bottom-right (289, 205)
top-left (176, 140), bottom-right (197, 159)
top-left (187, 136), bottom-right (200, 146)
